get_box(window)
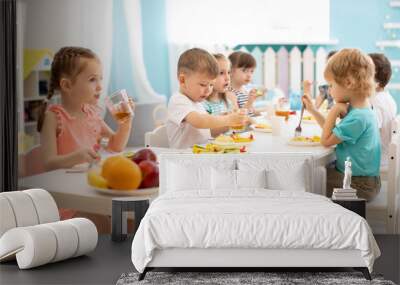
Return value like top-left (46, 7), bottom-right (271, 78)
top-left (166, 0), bottom-right (330, 45)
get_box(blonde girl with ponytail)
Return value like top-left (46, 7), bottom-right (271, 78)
top-left (38, 46), bottom-right (134, 171)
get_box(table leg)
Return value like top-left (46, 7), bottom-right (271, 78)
top-left (111, 199), bottom-right (150, 242)
top-left (112, 200), bottom-right (125, 242)
top-left (132, 200), bottom-right (149, 236)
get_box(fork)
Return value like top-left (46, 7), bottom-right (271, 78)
top-left (294, 106), bottom-right (305, 137)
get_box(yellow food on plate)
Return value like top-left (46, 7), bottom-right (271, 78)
top-left (231, 133), bottom-right (254, 143)
top-left (214, 135), bottom-right (235, 143)
top-left (291, 135), bottom-right (321, 143)
top-left (214, 133), bottom-right (254, 144)
top-left (254, 123), bottom-right (272, 129)
top-left (87, 169), bottom-right (108, 189)
top-left (311, 135), bottom-right (321, 142)
top-left (303, 115), bottom-right (314, 121)
top-left (192, 143), bottom-right (246, 154)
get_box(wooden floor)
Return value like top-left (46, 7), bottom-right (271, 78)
top-left (0, 235), bottom-right (399, 285)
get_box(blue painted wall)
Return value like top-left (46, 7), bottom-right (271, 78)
top-left (141, 0), bottom-right (170, 97)
top-left (331, 0), bottom-right (400, 110)
top-left (117, 0), bottom-right (400, 110)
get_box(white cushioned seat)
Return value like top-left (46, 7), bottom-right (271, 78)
top-left (0, 196), bottom-right (17, 237)
top-left (0, 218), bottom-right (97, 269)
top-left (0, 189), bottom-right (98, 269)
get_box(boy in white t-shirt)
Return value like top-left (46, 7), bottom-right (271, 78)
top-left (369, 53), bottom-right (398, 167)
top-left (167, 48), bottom-right (249, 149)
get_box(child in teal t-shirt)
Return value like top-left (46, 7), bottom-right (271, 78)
top-left (302, 48), bottom-right (381, 201)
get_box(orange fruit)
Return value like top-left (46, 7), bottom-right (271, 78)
top-left (101, 155), bottom-right (122, 180)
top-left (101, 156), bottom-right (142, 190)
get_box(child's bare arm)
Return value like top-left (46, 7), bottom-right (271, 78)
top-left (101, 119), bottom-right (132, 152)
top-left (211, 126), bottom-right (230, 137)
top-left (185, 111), bottom-right (247, 129)
top-left (41, 112), bottom-right (98, 170)
top-left (302, 95), bottom-right (325, 128)
top-left (320, 103), bottom-right (347, 147)
top-left (315, 94), bottom-right (324, 110)
top-left (226, 91), bottom-right (239, 111)
top-left (244, 89), bottom-right (257, 110)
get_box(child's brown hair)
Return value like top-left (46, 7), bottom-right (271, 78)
top-left (208, 53), bottom-right (230, 106)
top-left (177, 48), bottom-right (219, 78)
top-left (37, 47), bottom-right (99, 132)
top-left (324, 48), bottom-right (375, 97)
top-left (228, 51), bottom-right (256, 69)
top-left (368, 53), bottom-right (392, 89)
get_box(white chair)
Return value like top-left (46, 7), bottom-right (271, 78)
top-left (152, 104), bottom-right (168, 127)
top-left (144, 125), bottom-right (169, 148)
top-left (367, 134), bottom-right (400, 234)
top-left (391, 115), bottom-right (400, 136)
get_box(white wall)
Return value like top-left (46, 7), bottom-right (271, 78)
top-left (21, 0), bottom-right (113, 100)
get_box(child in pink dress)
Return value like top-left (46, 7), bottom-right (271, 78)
top-left (37, 46), bottom-right (134, 171)
top-left (36, 47), bottom-right (134, 226)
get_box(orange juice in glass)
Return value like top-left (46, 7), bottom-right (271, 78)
top-left (105, 89), bottom-right (133, 123)
top-left (275, 110), bottom-right (290, 120)
top-left (230, 108), bottom-right (248, 131)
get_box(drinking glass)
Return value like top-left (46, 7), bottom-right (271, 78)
top-left (230, 108), bottom-right (248, 131)
top-left (105, 89), bottom-right (133, 123)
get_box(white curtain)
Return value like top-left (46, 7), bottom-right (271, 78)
top-left (22, 0), bottom-right (113, 109)
top-left (123, 0), bottom-right (165, 103)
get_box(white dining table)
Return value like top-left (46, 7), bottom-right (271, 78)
top-left (19, 114), bottom-right (334, 216)
top-left (247, 115), bottom-right (335, 195)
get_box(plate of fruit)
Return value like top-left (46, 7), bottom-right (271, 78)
top-left (212, 132), bottom-right (254, 147)
top-left (87, 148), bottom-right (159, 196)
top-left (250, 123), bottom-right (272, 133)
top-left (287, 135), bottom-right (321, 146)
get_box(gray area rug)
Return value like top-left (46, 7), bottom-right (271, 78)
top-left (116, 271), bottom-right (396, 285)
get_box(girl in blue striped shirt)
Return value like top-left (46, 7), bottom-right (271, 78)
top-left (228, 51), bottom-right (258, 114)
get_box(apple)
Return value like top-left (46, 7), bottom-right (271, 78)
top-left (138, 160), bottom-right (159, 188)
top-left (132, 148), bottom-right (157, 164)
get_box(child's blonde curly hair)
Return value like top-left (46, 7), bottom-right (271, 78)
top-left (324, 48), bottom-right (375, 97)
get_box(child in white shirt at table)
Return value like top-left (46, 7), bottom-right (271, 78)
top-left (166, 48), bottom-right (249, 149)
top-left (228, 51), bottom-right (261, 114)
top-left (369, 53), bottom-right (397, 168)
top-left (202, 54), bottom-right (238, 115)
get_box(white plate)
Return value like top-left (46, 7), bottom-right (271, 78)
top-left (91, 186), bottom-right (158, 196)
top-left (287, 140), bottom-right (321, 147)
top-left (250, 124), bottom-right (272, 133)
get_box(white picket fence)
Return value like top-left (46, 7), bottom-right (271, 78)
top-left (168, 44), bottom-right (330, 98)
